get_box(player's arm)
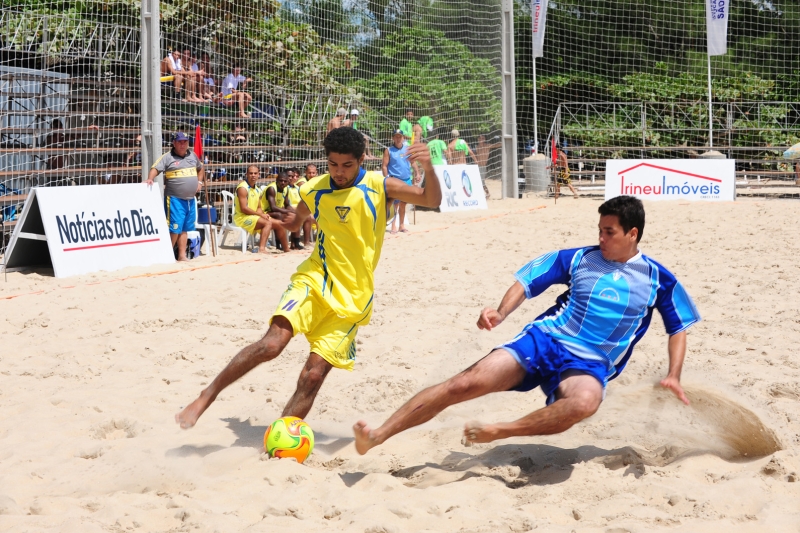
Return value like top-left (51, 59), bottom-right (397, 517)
top-left (468, 146), bottom-right (477, 164)
top-left (284, 199), bottom-right (311, 232)
top-left (196, 168), bottom-right (205, 192)
top-left (381, 148), bottom-right (390, 177)
top-left (384, 143), bottom-right (441, 207)
top-left (266, 189), bottom-right (291, 216)
top-left (476, 281), bottom-right (526, 331)
top-left (660, 331), bottom-right (689, 405)
top-left (145, 167), bottom-right (159, 185)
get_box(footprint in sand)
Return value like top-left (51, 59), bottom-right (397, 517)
top-left (91, 419), bottom-right (138, 440)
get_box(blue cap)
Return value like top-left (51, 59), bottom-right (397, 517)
top-left (172, 131), bottom-right (189, 142)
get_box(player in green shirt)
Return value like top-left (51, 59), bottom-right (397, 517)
top-left (427, 129), bottom-right (448, 166)
top-left (418, 116), bottom-right (434, 135)
top-left (398, 109), bottom-right (414, 139)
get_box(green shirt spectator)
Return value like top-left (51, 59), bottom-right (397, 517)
top-left (418, 116), bottom-right (434, 135)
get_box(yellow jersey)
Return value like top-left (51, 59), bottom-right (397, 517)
top-left (261, 181), bottom-right (287, 211)
top-left (286, 184), bottom-right (302, 207)
top-left (294, 169), bottom-right (389, 325)
top-left (233, 181), bottom-right (261, 227)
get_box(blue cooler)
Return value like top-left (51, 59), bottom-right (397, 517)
top-left (197, 205), bottom-right (217, 224)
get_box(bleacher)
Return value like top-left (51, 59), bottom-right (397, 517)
top-left (0, 66), bottom-right (345, 256)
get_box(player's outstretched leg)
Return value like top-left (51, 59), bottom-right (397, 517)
top-left (353, 349), bottom-right (526, 455)
top-left (281, 353), bottom-right (333, 419)
top-left (462, 371), bottom-right (603, 444)
top-left (175, 316), bottom-right (293, 429)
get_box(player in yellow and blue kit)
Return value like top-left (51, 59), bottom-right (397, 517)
top-left (176, 127), bottom-right (443, 428)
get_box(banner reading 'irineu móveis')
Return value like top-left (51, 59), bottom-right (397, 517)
top-left (605, 160), bottom-right (736, 202)
top-left (531, 0), bottom-right (549, 58)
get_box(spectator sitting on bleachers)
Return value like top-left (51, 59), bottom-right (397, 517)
top-left (260, 170), bottom-right (294, 251)
top-left (126, 134), bottom-right (142, 167)
top-left (285, 168), bottom-right (314, 250)
top-left (199, 52), bottom-right (217, 101)
top-left (189, 51), bottom-right (214, 102)
top-left (229, 123), bottom-right (248, 145)
top-left (234, 165), bottom-right (274, 254)
top-left (221, 66), bottom-right (253, 118)
top-left (160, 49), bottom-right (186, 101)
top-left (181, 48), bottom-right (206, 103)
top-left (326, 107), bottom-right (349, 134)
top-left (43, 119), bottom-right (100, 176)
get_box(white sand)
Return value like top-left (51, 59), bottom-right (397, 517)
top-left (1, 186), bottom-right (799, 532)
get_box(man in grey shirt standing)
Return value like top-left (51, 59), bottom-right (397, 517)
top-left (146, 131), bottom-right (205, 261)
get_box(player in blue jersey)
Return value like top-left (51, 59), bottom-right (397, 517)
top-left (354, 195), bottom-right (700, 454)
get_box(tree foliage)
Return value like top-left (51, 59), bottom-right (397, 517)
top-left (352, 28), bottom-right (501, 139)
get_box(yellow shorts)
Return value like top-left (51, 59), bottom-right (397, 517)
top-left (233, 214), bottom-right (261, 235)
top-left (271, 280), bottom-right (358, 371)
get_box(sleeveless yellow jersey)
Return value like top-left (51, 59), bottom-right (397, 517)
top-left (233, 181), bottom-right (260, 226)
top-left (261, 181), bottom-right (287, 211)
top-left (295, 169), bottom-right (389, 325)
top-left (286, 184), bottom-right (302, 207)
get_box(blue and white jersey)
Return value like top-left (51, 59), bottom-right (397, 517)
top-left (515, 246), bottom-right (700, 381)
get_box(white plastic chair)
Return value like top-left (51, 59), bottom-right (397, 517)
top-left (218, 190), bottom-right (254, 253)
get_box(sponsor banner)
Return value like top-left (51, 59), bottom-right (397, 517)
top-left (605, 160), bottom-right (735, 202)
top-left (34, 184), bottom-right (174, 277)
top-left (531, 0), bottom-right (549, 58)
top-left (433, 164), bottom-right (488, 212)
top-left (706, 0), bottom-right (729, 56)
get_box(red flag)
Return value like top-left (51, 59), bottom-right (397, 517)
top-left (551, 137), bottom-right (557, 165)
top-left (194, 124), bottom-right (203, 160)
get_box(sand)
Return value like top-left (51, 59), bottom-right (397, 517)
top-left (1, 185), bottom-right (799, 532)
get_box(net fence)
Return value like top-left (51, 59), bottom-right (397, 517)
top-left (1, 0), bottom-right (503, 257)
top-left (514, 0), bottom-right (800, 199)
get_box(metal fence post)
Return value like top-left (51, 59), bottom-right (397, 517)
top-left (500, 0), bottom-right (518, 199)
top-left (140, 0), bottom-right (163, 189)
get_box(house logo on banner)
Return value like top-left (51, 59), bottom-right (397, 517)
top-left (433, 164), bottom-right (488, 212)
top-left (604, 160), bottom-right (735, 202)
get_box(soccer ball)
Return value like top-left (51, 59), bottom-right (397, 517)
top-left (264, 416), bottom-right (315, 463)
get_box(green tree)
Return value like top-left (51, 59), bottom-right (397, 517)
top-left (353, 27), bottom-right (501, 141)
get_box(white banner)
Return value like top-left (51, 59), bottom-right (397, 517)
top-left (433, 165), bottom-right (488, 212)
top-left (605, 160), bottom-right (736, 202)
top-left (706, 0), bottom-right (729, 56)
top-left (531, 0), bottom-right (549, 58)
top-left (24, 184), bottom-right (174, 277)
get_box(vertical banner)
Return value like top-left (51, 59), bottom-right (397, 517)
top-left (706, 0), bottom-right (729, 56)
top-left (531, 0), bottom-right (549, 58)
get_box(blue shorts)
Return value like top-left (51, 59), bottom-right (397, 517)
top-left (165, 196), bottom-right (196, 234)
top-left (500, 326), bottom-right (609, 405)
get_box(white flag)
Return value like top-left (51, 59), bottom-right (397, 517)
top-left (706, 0), bottom-right (729, 56)
top-left (531, 0), bottom-right (549, 58)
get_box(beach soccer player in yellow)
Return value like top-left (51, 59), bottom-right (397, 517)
top-left (176, 127), bottom-right (442, 427)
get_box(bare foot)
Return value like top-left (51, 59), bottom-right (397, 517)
top-left (257, 248), bottom-right (269, 254)
top-left (175, 393), bottom-right (212, 429)
top-left (177, 257), bottom-right (190, 262)
top-left (462, 421), bottom-right (497, 445)
top-left (353, 420), bottom-right (381, 455)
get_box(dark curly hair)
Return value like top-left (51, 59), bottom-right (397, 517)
top-left (598, 195), bottom-right (645, 242)
top-left (324, 127), bottom-right (366, 159)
